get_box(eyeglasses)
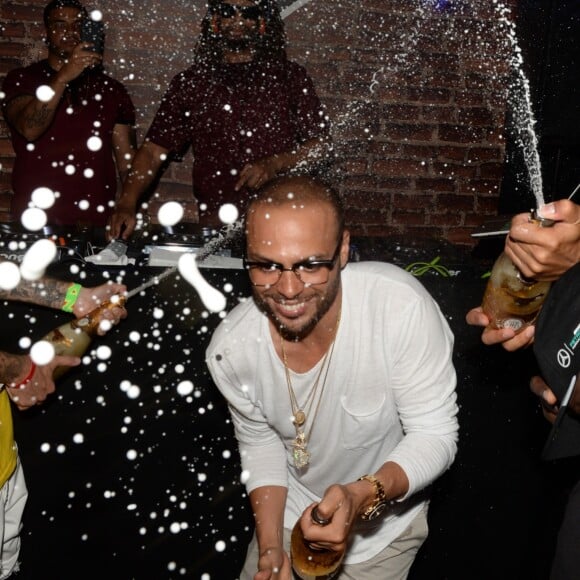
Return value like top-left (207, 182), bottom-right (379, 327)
top-left (215, 3), bottom-right (262, 21)
top-left (244, 241), bottom-right (342, 287)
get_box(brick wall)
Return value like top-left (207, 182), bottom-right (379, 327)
top-left (1, 0), bottom-right (520, 245)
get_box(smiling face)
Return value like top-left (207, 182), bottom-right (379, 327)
top-left (245, 180), bottom-right (349, 341)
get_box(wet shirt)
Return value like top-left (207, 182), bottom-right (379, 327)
top-left (146, 58), bottom-right (327, 223)
top-left (2, 60), bottom-right (135, 227)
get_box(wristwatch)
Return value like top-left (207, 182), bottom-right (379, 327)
top-left (358, 474), bottom-right (388, 521)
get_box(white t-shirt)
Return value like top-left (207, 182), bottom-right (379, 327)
top-left (206, 261), bottom-right (459, 564)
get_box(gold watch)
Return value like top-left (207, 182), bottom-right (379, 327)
top-left (358, 474), bottom-right (388, 521)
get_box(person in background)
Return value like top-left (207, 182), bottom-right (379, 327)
top-left (108, 0), bottom-right (331, 239)
top-left (206, 175), bottom-right (458, 579)
top-left (466, 198), bottom-right (580, 580)
top-left (1, 0), bottom-right (136, 229)
top-left (0, 273), bottom-right (126, 578)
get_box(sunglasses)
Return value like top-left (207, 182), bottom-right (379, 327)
top-left (216, 3), bottom-right (262, 21)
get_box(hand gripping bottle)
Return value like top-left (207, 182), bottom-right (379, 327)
top-left (481, 209), bottom-right (553, 334)
top-left (41, 296), bottom-right (125, 380)
top-left (291, 506), bottom-right (344, 580)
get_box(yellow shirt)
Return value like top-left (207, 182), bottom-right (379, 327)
top-left (0, 389), bottom-right (17, 487)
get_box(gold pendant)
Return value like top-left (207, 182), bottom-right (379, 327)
top-left (292, 432), bottom-right (311, 469)
top-left (294, 410), bottom-right (306, 426)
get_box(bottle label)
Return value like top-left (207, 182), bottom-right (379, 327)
top-left (501, 318), bottom-right (524, 331)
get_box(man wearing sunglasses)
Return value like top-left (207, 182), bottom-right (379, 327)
top-left (109, 0), bottom-right (331, 239)
top-left (206, 175), bottom-right (459, 579)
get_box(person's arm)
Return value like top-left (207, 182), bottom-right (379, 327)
top-left (111, 122), bottom-right (137, 187)
top-left (529, 372), bottom-right (580, 422)
top-left (466, 199), bottom-right (580, 350)
top-left (2, 351), bottom-right (80, 411)
top-left (235, 135), bottom-right (332, 191)
top-left (248, 485), bottom-right (293, 580)
top-left (3, 44), bottom-right (101, 141)
top-left (0, 277), bottom-right (126, 328)
top-left (0, 277), bottom-right (126, 410)
top-left (465, 306), bottom-right (535, 351)
top-left (296, 461), bottom-right (410, 556)
top-left (505, 199), bottom-right (580, 281)
top-left (108, 140), bottom-right (169, 240)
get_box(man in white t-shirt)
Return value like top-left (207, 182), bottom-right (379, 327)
top-left (206, 175), bottom-right (459, 580)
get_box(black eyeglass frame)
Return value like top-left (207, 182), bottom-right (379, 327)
top-left (214, 3), bottom-right (262, 21)
top-left (243, 239), bottom-right (343, 287)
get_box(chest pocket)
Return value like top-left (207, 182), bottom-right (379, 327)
top-left (339, 391), bottom-right (389, 450)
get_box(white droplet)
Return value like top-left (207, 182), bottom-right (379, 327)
top-left (218, 203), bottom-right (239, 224)
top-left (95, 345), bottom-right (112, 360)
top-left (169, 522), bottom-right (181, 534)
top-left (176, 381), bottom-right (194, 396)
top-left (215, 540), bottom-right (226, 552)
top-left (178, 253), bottom-right (226, 313)
top-left (87, 136), bottom-right (102, 151)
top-left (0, 261), bottom-right (21, 290)
top-left (78, 199), bottom-right (90, 211)
top-left (65, 164), bottom-right (76, 175)
top-left (31, 187), bottom-right (55, 209)
top-left (20, 239), bottom-right (57, 280)
top-left (126, 385), bottom-right (141, 399)
top-left (30, 340), bottom-right (56, 366)
top-left (157, 201), bottom-right (184, 226)
top-left (73, 433), bottom-right (84, 444)
top-left (89, 9), bottom-right (103, 21)
top-left (126, 449), bottom-right (137, 460)
top-left (36, 84), bottom-right (55, 102)
top-left (21, 207), bottom-right (47, 232)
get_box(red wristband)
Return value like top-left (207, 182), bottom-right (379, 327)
top-left (12, 361), bottom-right (36, 390)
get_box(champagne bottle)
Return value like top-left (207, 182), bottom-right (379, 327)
top-left (481, 252), bottom-right (551, 333)
top-left (290, 506), bottom-right (344, 580)
top-left (481, 210), bottom-right (553, 334)
top-left (41, 297), bottom-right (125, 380)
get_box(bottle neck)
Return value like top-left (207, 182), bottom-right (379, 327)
top-left (70, 297), bottom-right (125, 336)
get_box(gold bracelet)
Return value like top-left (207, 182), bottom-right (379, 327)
top-left (358, 474), bottom-right (388, 521)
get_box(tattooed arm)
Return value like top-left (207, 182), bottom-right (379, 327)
top-left (4, 44), bottom-right (101, 142)
top-left (0, 277), bottom-right (76, 310)
top-left (0, 273), bottom-right (127, 409)
top-left (0, 274), bottom-right (127, 322)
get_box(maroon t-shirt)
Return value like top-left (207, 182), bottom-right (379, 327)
top-left (146, 58), bottom-right (327, 223)
top-left (2, 60), bottom-right (135, 227)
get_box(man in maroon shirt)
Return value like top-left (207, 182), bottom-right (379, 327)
top-left (108, 0), bottom-right (331, 239)
top-left (2, 0), bottom-right (136, 229)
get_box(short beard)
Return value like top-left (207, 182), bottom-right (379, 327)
top-left (254, 275), bottom-right (341, 342)
top-left (221, 35), bottom-right (255, 53)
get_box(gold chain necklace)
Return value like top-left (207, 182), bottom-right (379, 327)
top-left (280, 307), bottom-right (341, 469)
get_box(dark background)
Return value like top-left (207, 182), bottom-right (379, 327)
top-left (500, 0), bottom-right (580, 213)
top-left (4, 238), bottom-right (578, 580)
